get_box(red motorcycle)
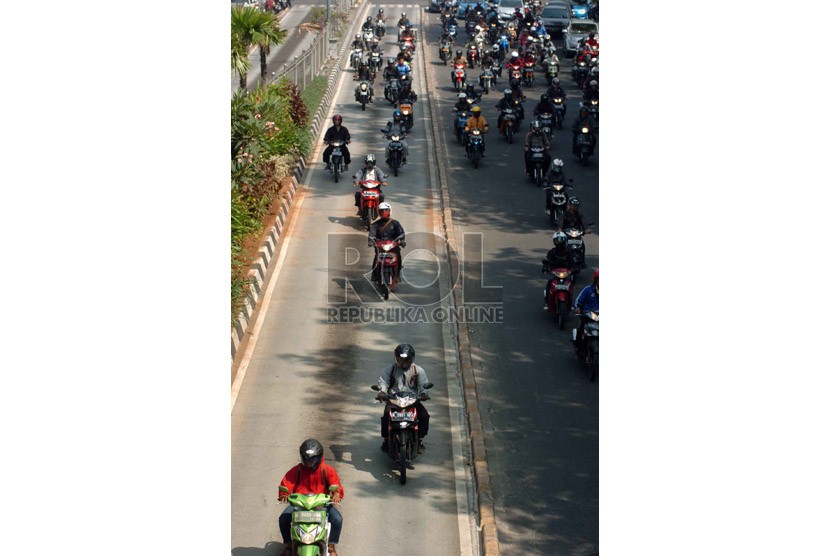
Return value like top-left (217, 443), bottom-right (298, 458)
top-left (370, 238), bottom-right (401, 300)
top-left (453, 64), bottom-right (467, 91)
top-left (357, 179), bottom-right (383, 230)
top-left (400, 36), bottom-right (416, 52)
top-left (541, 262), bottom-right (574, 330)
top-left (522, 60), bottom-right (535, 87)
top-left (509, 66), bottom-right (522, 85)
top-left (466, 45), bottom-right (479, 68)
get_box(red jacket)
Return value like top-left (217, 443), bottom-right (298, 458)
top-left (278, 457), bottom-right (345, 498)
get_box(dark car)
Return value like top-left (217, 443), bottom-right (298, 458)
top-left (538, 2), bottom-right (571, 35)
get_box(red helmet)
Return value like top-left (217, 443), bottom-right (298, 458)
top-left (332, 114), bottom-right (343, 124)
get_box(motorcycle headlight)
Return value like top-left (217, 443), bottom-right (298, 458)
top-left (391, 135), bottom-right (400, 141)
top-left (591, 100), bottom-right (598, 105)
top-left (360, 84), bottom-right (367, 90)
top-left (382, 243), bottom-right (394, 252)
top-left (581, 127), bottom-right (589, 133)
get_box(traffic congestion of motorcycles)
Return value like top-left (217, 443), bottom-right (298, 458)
top-left (338, 0), bottom-right (599, 381)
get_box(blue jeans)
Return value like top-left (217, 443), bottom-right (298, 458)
top-left (279, 504), bottom-right (343, 545)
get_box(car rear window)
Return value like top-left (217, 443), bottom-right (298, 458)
top-left (500, 0), bottom-right (522, 7)
top-left (542, 7), bottom-right (569, 17)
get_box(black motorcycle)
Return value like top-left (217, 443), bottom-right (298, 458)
top-left (466, 128), bottom-right (485, 168)
top-left (573, 311), bottom-right (599, 381)
top-left (544, 178), bottom-right (572, 225)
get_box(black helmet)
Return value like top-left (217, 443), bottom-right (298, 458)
top-left (541, 93), bottom-right (549, 102)
top-left (456, 49), bottom-right (462, 56)
top-left (299, 438), bottom-right (323, 469)
top-left (379, 8), bottom-right (384, 13)
top-left (366, 16), bottom-right (372, 22)
top-left (568, 196), bottom-right (581, 207)
top-left (394, 343), bottom-right (416, 369)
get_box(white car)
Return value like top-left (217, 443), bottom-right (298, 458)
top-left (497, 0), bottom-right (524, 21)
top-left (231, 0), bottom-right (260, 8)
top-left (562, 19), bottom-right (598, 56)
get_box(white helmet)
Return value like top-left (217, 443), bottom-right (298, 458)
top-left (552, 231), bottom-right (567, 246)
top-left (589, 79), bottom-right (598, 87)
top-left (553, 158), bottom-right (564, 167)
top-left (511, 51), bottom-right (519, 57)
top-left (503, 88), bottom-right (512, 95)
top-left (458, 92), bottom-right (467, 99)
top-left (475, 25), bottom-right (481, 31)
top-left (379, 201), bottom-right (391, 211)
top-left (591, 67), bottom-right (599, 75)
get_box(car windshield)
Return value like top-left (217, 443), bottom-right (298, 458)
top-left (569, 23), bottom-right (597, 33)
top-left (542, 7), bottom-right (570, 17)
top-left (572, 0), bottom-right (588, 5)
top-left (500, 0), bottom-right (522, 7)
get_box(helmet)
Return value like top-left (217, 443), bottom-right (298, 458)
top-left (568, 196), bottom-right (581, 207)
top-left (531, 120), bottom-right (541, 132)
top-left (471, 105), bottom-right (481, 113)
top-left (590, 67), bottom-right (598, 75)
top-left (545, 34), bottom-right (551, 40)
top-left (593, 268), bottom-right (599, 282)
top-left (503, 88), bottom-right (512, 97)
top-left (456, 49), bottom-right (462, 56)
top-left (589, 79), bottom-right (598, 87)
top-left (299, 438), bottom-right (323, 469)
top-left (541, 93), bottom-right (549, 102)
top-left (458, 92), bottom-right (467, 99)
top-left (379, 201), bottom-right (391, 217)
top-left (588, 32), bottom-right (595, 39)
top-left (392, 110), bottom-right (402, 121)
top-left (579, 106), bottom-right (589, 115)
top-left (510, 78), bottom-right (520, 88)
top-left (552, 231), bottom-right (566, 246)
top-left (356, 34), bottom-right (361, 40)
top-left (379, 8), bottom-right (384, 13)
top-left (365, 153), bottom-right (376, 168)
top-left (475, 25), bottom-right (481, 31)
top-left (388, 58), bottom-right (395, 65)
top-left (332, 114), bottom-right (342, 125)
top-left (511, 51), bottom-right (519, 58)
top-left (492, 44), bottom-right (499, 51)
top-left (394, 343), bottom-right (416, 369)
top-left (401, 12), bottom-right (406, 17)
top-left (367, 16), bottom-right (372, 22)
top-left (553, 158), bottom-right (564, 168)
top-left (552, 77), bottom-right (560, 85)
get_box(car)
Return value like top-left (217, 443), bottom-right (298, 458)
top-left (496, 0), bottom-right (524, 21)
top-left (561, 18), bottom-right (597, 55)
top-left (429, 0), bottom-right (459, 13)
top-left (457, 0), bottom-right (486, 19)
top-left (538, 2), bottom-right (571, 35)
top-left (570, 0), bottom-right (590, 19)
top-left (231, 0), bottom-right (260, 8)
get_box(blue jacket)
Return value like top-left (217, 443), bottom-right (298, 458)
top-left (574, 284), bottom-right (599, 312)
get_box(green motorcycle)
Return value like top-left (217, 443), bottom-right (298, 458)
top-left (286, 493), bottom-right (333, 555)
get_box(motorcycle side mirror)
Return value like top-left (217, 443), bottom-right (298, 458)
top-left (423, 382), bottom-right (434, 389)
top-left (371, 384), bottom-right (381, 391)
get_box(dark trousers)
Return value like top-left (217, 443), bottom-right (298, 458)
top-left (323, 144), bottom-right (351, 165)
top-left (280, 504), bottom-right (342, 545)
top-left (381, 401), bottom-right (429, 438)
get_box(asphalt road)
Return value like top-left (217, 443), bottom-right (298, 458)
top-left (420, 6), bottom-right (600, 555)
top-left (232, 4), bottom-right (477, 555)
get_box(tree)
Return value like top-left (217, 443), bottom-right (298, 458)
top-left (231, 6), bottom-right (286, 91)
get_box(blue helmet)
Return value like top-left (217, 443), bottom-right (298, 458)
top-left (392, 109), bottom-right (402, 121)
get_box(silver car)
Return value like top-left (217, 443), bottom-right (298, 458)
top-left (538, 2), bottom-right (571, 35)
top-left (562, 19), bottom-right (598, 56)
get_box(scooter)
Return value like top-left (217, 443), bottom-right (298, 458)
top-left (528, 146), bottom-right (547, 187)
top-left (397, 100), bottom-right (414, 132)
top-left (573, 311), bottom-right (599, 381)
top-left (537, 112), bottom-right (553, 140)
top-left (552, 96), bottom-right (565, 129)
top-left (522, 60), bottom-right (535, 87)
top-left (479, 66), bottom-right (495, 94)
top-left (454, 109), bottom-right (470, 145)
top-left (350, 48), bottom-right (363, 70)
top-left (328, 140), bottom-right (346, 183)
top-left (541, 262), bottom-right (574, 330)
top-left (544, 178), bottom-right (572, 225)
top-left (356, 80), bottom-right (372, 111)
top-left (453, 64), bottom-right (467, 91)
top-left (369, 237), bottom-right (402, 300)
top-left (371, 383), bottom-right (434, 484)
top-left (283, 493), bottom-right (334, 556)
top-left (357, 179), bottom-right (382, 230)
top-left (499, 107), bottom-right (517, 143)
top-left (381, 130), bottom-right (406, 176)
top-left (575, 126), bottom-right (594, 166)
top-left (563, 226), bottom-right (587, 271)
top-left (466, 127), bottom-right (484, 168)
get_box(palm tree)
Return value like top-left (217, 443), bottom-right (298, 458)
top-left (231, 6), bottom-right (286, 91)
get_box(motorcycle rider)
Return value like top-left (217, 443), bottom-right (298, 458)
top-left (450, 49), bottom-right (468, 83)
top-left (464, 82), bottom-right (481, 104)
top-left (398, 75), bottom-right (418, 103)
top-left (397, 12), bottom-right (410, 36)
top-left (382, 110), bottom-right (409, 165)
top-left (353, 61), bottom-right (375, 103)
top-left (278, 439), bottom-right (344, 556)
top-left (543, 158), bottom-right (568, 214)
top-left (533, 93), bottom-right (556, 118)
top-left (573, 269), bottom-right (599, 353)
top-left (464, 105), bottom-right (489, 157)
top-left (362, 15), bottom-right (374, 32)
top-left (571, 106), bottom-right (598, 156)
top-left (376, 344), bottom-right (431, 454)
top-left (542, 231), bottom-right (570, 310)
top-left (583, 79), bottom-right (599, 101)
top-left (353, 154), bottom-right (388, 216)
top-left (495, 88), bottom-right (516, 131)
top-left (453, 92), bottom-right (470, 113)
top-left (368, 202), bottom-right (406, 281)
top-left (505, 50), bottom-right (522, 74)
top-left (376, 7), bottom-right (385, 22)
top-left (322, 115), bottom-right (351, 171)
top-left (395, 55), bottom-right (411, 79)
top-left (351, 34), bottom-right (363, 50)
top-left (558, 196), bottom-right (587, 232)
top-left (524, 120), bottom-right (551, 175)
top-left (585, 31), bottom-right (599, 54)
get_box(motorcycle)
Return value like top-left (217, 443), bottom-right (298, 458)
top-left (371, 382), bottom-right (434, 483)
top-left (357, 179), bottom-right (382, 229)
top-left (537, 112), bottom-right (553, 140)
top-left (585, 97), bottom-right (599, 122)
top-left (384, 78), bottom-right (400, 104)
top-left (369, 238), bottom-right (402, 299)
top-left (544, 59), bottom-right (559, 84)
top-left (544, 178), bottom-right (572, 225)
top-left (572, 59), bottom-right (589, 88)
top-left (368, 51), bottom-right (382, 73)
top-left (522, 60), bottom-right (535, 87)
top-left (453, 64), bottom-right (467, 91)
top-left (397, 24), bottom-right (406, 41)
top-left (350, 48), bottom-right (362, 70)
top-left (479, 66), bottom-right (494, 94)
top-left (283, 493), bottom-right (334, 556)
top-left (491, 59), bottom-right (502, 80)
top-left (466, 127), bottom-right (484, 168)
top-left (575, 126), bottom-right (594, 166)
top-left (383, 131), bottom-right (406, 176)
top-left (509, 66), bottom-right (522, 85)
top-left (499, 107), bottom-right (517, 143)
top-left (375, 20), bottom-right (385, 38)
top-left (497, 34), bottom-right (510, 56)
top-left (362, 28), bottom-right (375, 49)
top-left (528, 146), bottom-right (547, 187)
top-left (328, 140), bottom-right (346, 183)
top-left (356, 80), bottom-right (372, 110)
top-left (573, 311), bottom-right (599, 381)
top-left (465, 18), bottom-right (476, 36)
top-left (563, 226), bottom-right (587, 271)
top-left (466, 45), bottom-right (479, 68)
top-left (446, 24), bottom-right (458, 42)
top-left (552, 96), bottom-right (565, 129)
top-left (398, 100), bottom-right (414, 131)
top-left (541, 263), bottom-right (574, 330)
top-left (400, 36), bottom-right (416, 52)
top-left (439, 41), bottom-right (452, 65)
top-left (454, 109), bottom-right (470, 145)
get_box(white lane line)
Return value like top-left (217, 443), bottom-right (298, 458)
top-left (231, 26), bottom-right (360, 412)
top-left (416, 7), bottom-right (479, 555)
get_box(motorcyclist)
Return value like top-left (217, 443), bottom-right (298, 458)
top-left (397, 12), bottom-right (410, 29)
top-left (453, 92), bottom-right (469, 112)
top-left (450, 49), bottom-right (468, 83)
top-left (495, 89), bottom-right (516, 131)
top-left (505, 50), bottom-right (522, 73)
top-left (543, 158), bottom-right (568, 214)
top-left (382, 58), bottom-right (399, 81)
top-left (480, 48), bottom-right (496, 70)
top-left (351, 34), bottom-right (363, 50)
top-left (558, 196), bottom-right (587, 232)
top-left (509, 79), bottom-right (526, 123)
top-left (376, 344), bottom-right (430, 454)
top-left (397, 75), bottom-right (418, 103)
top-left (395, 55), bottom-right (411, 79)
top-left (382, 110), bottom-right (409, 165)
top-left (353, 154), bottom-right (388, 216)
top-left (322, 114), bottom-right (351, 171)
top-left (520, 46), bottom-right (536, 68)
top-left (533, 93), bottom-right (556, 118)
top-left (571, 106), bottom-right (598, 155)
top-left (542, 231), bottom-right (570, 310)
top-left (362, 15), bottom-right (374, 32)
top-left (524, 120), bottom-right (551, 175)
top-left (368, 202), bottom-right (406, 281)
top-left (376, 7), bottom-right (385, 22)
top-left (583, 79), bottom-right (599, 101)
top-left (278, 439), bottom-right (344, 556)
top-left (585, 31), bottom-right (599, 54)
top-left (573, 269), bottom-right (599, 353)
top-left (463, 82), bottom-right (481, 104)
top-left (464, 105), bottom-right (489, 157)
top-left (353, 62), bottom-right (375, 103)
top-left (400, 25), bottom-right (416, 46)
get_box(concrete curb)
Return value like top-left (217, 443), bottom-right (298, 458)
top-left (420, 8), bottom-right (502, 556)
top-left (231, 0), bottom-right (372, 363)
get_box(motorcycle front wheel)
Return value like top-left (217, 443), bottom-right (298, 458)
top-left (588, 351), bottom-right (598, 382)
top-left (557, 300), bottom-right (567, 330)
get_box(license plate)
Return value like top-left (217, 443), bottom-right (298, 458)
top-left (363, 191), bottom-right (379, 197)
top-left (390, 410), bottom-right (415, 421)
top-left (378, 253), bottom-right (397, 261)
top-left (333, 149), bottom-right (341, 155)
top-left (567, 239), bottom-right (582, 245)
top-left (554, 284), bottom-right (570, 291)
top-left (293, 511), bottom-right (323, 523)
